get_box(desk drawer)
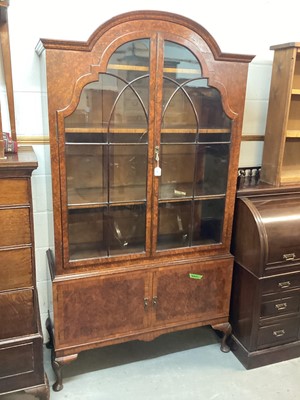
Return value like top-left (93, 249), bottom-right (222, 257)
top-left (0, 335), bottom-right (44, 393)
top-left (261, 273), bottom-right (300, 295)
top-left (0, 248), bottom-right (33, 290)
top-left (261, 295), bottom-right (300, 318)
top-left (257, 318), bottom-right (300, 349)
top-left (0, 289), bottom-right (36, 340)
top-left (0, 179), bottom-right (29, 206)
top-left (0, 208), bottom-right (31, 247)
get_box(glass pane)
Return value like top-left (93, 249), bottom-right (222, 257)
top-left (108, 39), bottom-right (150, 69)
top-left (68, 208), bottom-right (107, 260)
top-left (197, 86), bottom-right (231, 130)
top-left (194, 144), bottom-right (229, 196)
top-left (162, 41), bottom-right (231, 134)
top-left (109, 145), bottom-right (147, 203)
top-left (197, 132), bottom-right (231, 143)
top-left (66, 144), bottom-right (107, 206)
top-left (107, 40), bottom-right (150, 133)
top-left (65, 73), bottom-right (118, 138)
top-left (108, 204), bottom-right (146, 255)
top-left (65, 39), bottom-right (150, 141)
top-left (159, 144), bottom-right (195, 200)
top-left (162, 79), bottom-right (231, 133)
top-left (163, 41), bottom-right (202, 78)
top-left (192, 199), bottom-right (225, 245)
top-left (157, 202), bottom-right (191, 250)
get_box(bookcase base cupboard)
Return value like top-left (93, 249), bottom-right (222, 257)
top-left (36, 11), bottom-right (254, 391)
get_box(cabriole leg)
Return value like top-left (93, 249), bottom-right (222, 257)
top-left (51, 352), bottom-right (78, 391)
top-left (211, 322), bottom-right (232, 353)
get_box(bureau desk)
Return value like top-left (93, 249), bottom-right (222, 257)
top-left (230, 180), bottom-right (300, 369)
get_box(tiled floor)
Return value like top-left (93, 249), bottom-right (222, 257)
top-left (2, 326), bottom-right (300, 399)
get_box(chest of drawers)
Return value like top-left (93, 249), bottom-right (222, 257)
top-left (0, 147), bottom-right (49, 398)
top-left (230, 186), bottom-right (300, 368)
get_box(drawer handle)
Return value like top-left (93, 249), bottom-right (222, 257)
top-left (278, 281), bottom-right (291, 289)
top-left (273, 329), bottom-right (285, 337)
top-left (275, 302), bottom-right (287, 311)
top-left (283, 253), bottom-right (296, 261)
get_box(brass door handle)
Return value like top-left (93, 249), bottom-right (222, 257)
top-left (152, 296), bottom-right (158, 307)
top-left (144, 298), bottom-right (149, 310)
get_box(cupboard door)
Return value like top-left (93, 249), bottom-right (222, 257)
top-left (55, 271), bottom-right (151, 348)
top-left (63, 39), bottom-right (153, 264)
top-left (152, 258), bottom-right (233, 327)
top-left (154, 40), bottom-right (231, 252)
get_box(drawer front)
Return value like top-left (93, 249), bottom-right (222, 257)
top-left (0, 208), bottom-right (31, 247)
top-left (0, 289), bottom-right (36, 340)
top-left (257, 318), bottom-right (300, 349)
top-left (0, 342), bottom-right (34, 378)
top-left (0, 337), bottom-right (44, 393)
top-left (0, 248), bottom-right (33, 291)
top-left (261, 273), bottom-right (300, 295)
top-left (261, 295), bottom-right (300, 318)
top-left (0, 179), bottom-right (29, 206)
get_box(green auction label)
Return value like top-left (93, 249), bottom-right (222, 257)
top-left (189, 273), bottom-right (203, 280)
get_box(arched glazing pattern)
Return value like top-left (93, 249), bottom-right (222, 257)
top-left (64, 39), bottom-right (151, 260)
top-left (157, 41), bottom-right (232, 250)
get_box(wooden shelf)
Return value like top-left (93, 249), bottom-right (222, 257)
top-left (280, 166), bottom-right (300, 184)
top-left (261, 43), bottom-right (300, 185)
top-left (286, 130), bottom-right (300, 138)
top-left (67, 184), bottom-right (225, 210)
top-left (68, 186), bottom-right (146, 209)
top-left (108, 63), bottom-right (201, 75)
top-left (65, 127), bottom-right (231, 134)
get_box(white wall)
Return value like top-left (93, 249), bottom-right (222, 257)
top-left (1, 0), bottom-right (299, 341)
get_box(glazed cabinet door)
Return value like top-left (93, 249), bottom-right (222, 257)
top-left (62, 38), bottom-right (154, 266)
top-left (152, 258), bottom-right (233, 328)
top-left (58, 30), bottom-right (233, 268)
top-left (54, 271), bottom-right (151, 350)
top-left (154, 40), bottom-right (231, 253)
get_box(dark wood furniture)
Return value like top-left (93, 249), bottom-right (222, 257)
top-left (37, 11), bottom-right (253, 390)
top-left (230, 181), bottom-right (300, 369)
top-left (261, 43), bottom-right (300, 186)
top-left (230, 42), bottom-right (300, 369)
top-left (0, 146), bottom-right (49, 398)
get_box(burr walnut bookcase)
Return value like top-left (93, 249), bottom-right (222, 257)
top-left (261, 43), bottom-right (300, 185)
top-left (36, 11), bottom-right (253, 391)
